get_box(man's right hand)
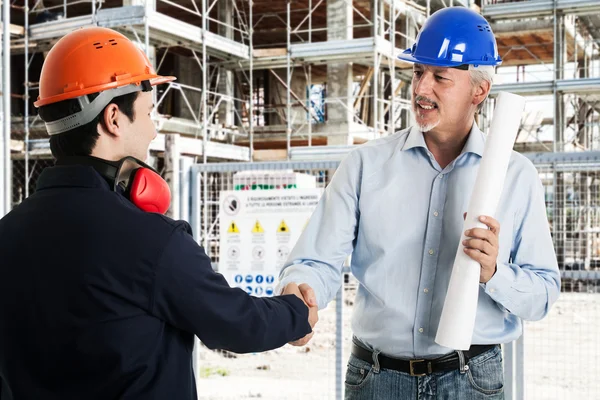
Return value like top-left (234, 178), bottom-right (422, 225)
top-left (281, 283), bottom-right (318, 346)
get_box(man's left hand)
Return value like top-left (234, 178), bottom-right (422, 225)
top-left (462, 214), bottom-right (500, 284)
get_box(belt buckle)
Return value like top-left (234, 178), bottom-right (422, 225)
top-left (409, 359), bottom-right (431, 377)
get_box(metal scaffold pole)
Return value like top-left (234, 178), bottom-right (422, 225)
top-left (373, 0), bottom-right (378, 138)
top-left (286, 0), bottom-right (292, 160)
top-left (2, 0), bottom-right (12, 216)
top-left (249, 0), bottom-right (254, 162)
top-left (202, 0), bottom-right (209, 251)
top-left (390, 0), bottom-right (395, 136)
top-left (24, 2), bottom-right (30, 198)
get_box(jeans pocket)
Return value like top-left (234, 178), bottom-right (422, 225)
top-left (345, 355), bottom-right (374, 390)
top-left (466, 347), bottom-right (504, 396)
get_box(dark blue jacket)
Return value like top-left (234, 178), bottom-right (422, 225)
top-left (0, 164), bottom-right (311, 400)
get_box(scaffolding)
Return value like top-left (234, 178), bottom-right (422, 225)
top-left (481, 0), bottom-right (600, 154)
top-left (4, 0), bottom-right (438, 210)
top-left (7, 0), bottom-right (257, 210)
top-left (233, 0), bottom-right (427, 153)
top-left (3, 0), bottom-right (600, 206)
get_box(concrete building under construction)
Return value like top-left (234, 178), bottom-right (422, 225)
top-left (0, 0), bottom-right (596, 206)
top-left (1, 2), bottom-right (600, 399)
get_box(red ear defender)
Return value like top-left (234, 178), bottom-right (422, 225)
top-left (128, 168), bottom-right (171, 214)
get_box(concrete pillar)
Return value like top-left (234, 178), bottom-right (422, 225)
top-left (554, 13), bottom-right (566, 152)
top-left (269, 69), bottom-right (306, 126)
top-left (371, 0), bottom-right (384, 37)
top-left (164, 133), bottom-right (180, 220)
top-left (217, 1), bottom-right (234, 127)
top-left (326, 0), bottom-right (353, 145)
top-left (553, 14), bottom-right (567, 269)
top-left (263, 70), bottom-right (272, 125)
top-left (173, 56), bottom-right (202, 121)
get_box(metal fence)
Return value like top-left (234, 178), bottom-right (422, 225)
top-left (189, 160), bottom-right (344, 400)
top-left (11, 158), bottom-right (55, 208)
top-left (521, 152), bottom-right (600, 400)
top-left (7, 151), bottom-right (600, 399)
top-left (188, 153), bottom-right (600, 400)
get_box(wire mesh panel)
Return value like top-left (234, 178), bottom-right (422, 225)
top-left (11, 158), bottom-right (55, 207)
top-left (189, 155), bottom-right (600, 399)
top-left (192, 153), bottom-right (600, 400)
top-left (191, 161), bottom-right (342, 400)
top-left (524, 155), bottom-right (600, 400)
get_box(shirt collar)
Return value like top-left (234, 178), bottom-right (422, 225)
top-left (401, 125), bottom-right (428, 152)
top-left (401, 122), bottom-right (485, 158)
top-left (462, 122), bottom-right (485, 157)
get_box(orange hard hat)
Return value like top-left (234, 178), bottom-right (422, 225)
top-left (34, 26), bottom-right (175, 108)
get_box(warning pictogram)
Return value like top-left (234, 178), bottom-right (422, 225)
top-left (228, 221), bottom-right (240, 233)
top-left (252, 220), bottom-right (264, 233)
top-left (277, 220), bottom-right (290, 233)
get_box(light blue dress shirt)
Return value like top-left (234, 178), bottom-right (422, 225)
top-left (278, 123), bottom-right (561, 358)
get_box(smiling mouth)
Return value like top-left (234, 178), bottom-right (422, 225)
top-left (416, 101), bottom-right (438, 110)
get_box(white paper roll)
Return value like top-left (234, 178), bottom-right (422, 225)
top-left (434, 91), bottom-right (526, 350)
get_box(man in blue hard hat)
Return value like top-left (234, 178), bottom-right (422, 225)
top-left (277, 7), bottom-right (560, 399)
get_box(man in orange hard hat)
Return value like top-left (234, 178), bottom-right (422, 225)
top-left (0, 27), bottom-right (317, 400)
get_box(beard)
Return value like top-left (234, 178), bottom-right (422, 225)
top-left (412, 106), bottom-right (440, 132)
top-left (412, 95), bottom-right (440, 132)
top-left (415, 118), bottom-right (440, 132)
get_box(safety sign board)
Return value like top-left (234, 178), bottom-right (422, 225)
top-left (219, 188), bottom-right (323, 297)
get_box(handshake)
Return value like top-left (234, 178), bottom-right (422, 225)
top-left (281, 282), bottom-right (319, 346)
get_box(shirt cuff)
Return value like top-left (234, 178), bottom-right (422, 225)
top-left (276, 267), bottom-right (328, 310)
top-left (482, 261), bottom-right (516, 306)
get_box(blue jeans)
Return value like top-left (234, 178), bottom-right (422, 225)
top-left (344, 345), bottom-right (504, 400)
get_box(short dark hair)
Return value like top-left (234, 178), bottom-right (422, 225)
top-left (38, 91), bottom-right (139, 160)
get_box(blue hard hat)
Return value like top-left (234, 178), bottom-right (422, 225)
top-left (398, 7), bottom-right (502, 68)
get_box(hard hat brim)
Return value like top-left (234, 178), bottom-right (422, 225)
top-left (34, 73), bottom-right (176, 108)
top-left (398, 51), bottom-right (501, 68)
top-left (398, 44), bottom-right (502, 68)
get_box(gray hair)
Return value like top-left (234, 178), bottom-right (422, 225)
top-left (469, 65), bottom-right (495, 112)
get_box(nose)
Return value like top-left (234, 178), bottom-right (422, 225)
top-left (414, 71), bottom-right (435, 97)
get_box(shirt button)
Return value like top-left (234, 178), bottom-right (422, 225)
top-left (428, 249), bottom-right (434, 255)
top-left (424, 288), bottom-right (429, 293)
top-left (419, 328), bottom-right (424, 333)
top-left (438, 174), bottom-right (443, 179)
top-left (433, 211), bottom-right (439, 217)
top-left (490, 288), bottom-right (496, 293)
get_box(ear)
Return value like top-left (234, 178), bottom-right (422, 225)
top-left (100, 103), bottom-right (123, 138)
top-left (473, 79), bottom-right (491, 109)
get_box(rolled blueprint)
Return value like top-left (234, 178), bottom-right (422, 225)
top-left (435, 91), bottom-right (526, 350)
